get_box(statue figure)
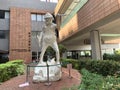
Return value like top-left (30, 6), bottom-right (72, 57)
top-left (38, 12), bottom-right (60, 63)
top-left (33, 12), bottom-right (62, 82)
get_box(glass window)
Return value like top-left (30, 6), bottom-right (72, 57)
top-left (40, 0), bottom-right (58, 3)
top-left (0, 31), bottom-right (6, 39)
top-left (41, 15), bottom-right (45, 21)
top-left (40, 0), bottom-right (46, 2)
top-left (37, 14), bottom-right (42, 21)
top-left (0, 10), bottom-right (5, 19)
top-left (80, 51), bottom-right (85, 56)
top-left (31, 14), bottom-right (45, 21)
top-left (31, 14), bottom-right (37, 21)
top-left (5, 12), bottom-right (10, 19)
top-left (50, 0), bottom-right (58, 3)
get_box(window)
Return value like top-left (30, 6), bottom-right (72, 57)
top-left (31, 14), bottom-right (45, 21)
top-left (42, 15), bottom-right (45, 21)
top-left (5, 12), bottom-right (10, 19)
top-left (40, 0), bottom-right (58, 3)
top-left (37, 14), bottom-right (42, 21)
top-left (50, 0), bottom-right (58, 3)
top-left (0, 31), bottom-right (6, 39)
top-left (0, 10), bottom-right (5, 19)
top-left (0, 10), bottom-right (10, 19)
top-left (32, 52), bottom-right (40, 62)
top-left (31, 14), bottom-right (37, 21)
top-left (40, 0), bottom-right (46, 1)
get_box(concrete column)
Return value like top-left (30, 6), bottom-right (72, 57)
top-left (90, 30), bottom-right (102, 60)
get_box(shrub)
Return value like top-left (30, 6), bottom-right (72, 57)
top-left (61, 58), bottom-right (79, 70)
top-left (79, 69), bottom-right (120, 90)
top-left (61, 85), bottom-right (78, 90)
top-left (62, 69), bottom-right (120, 90)
top-left (7, 60), bottom-right (23, 64)
top-left (0, 60), bottom-right (25, 82)
top-left (61, 58), bottom-right (120, 76)
top-left (103, 53), bottom-right (120, 62)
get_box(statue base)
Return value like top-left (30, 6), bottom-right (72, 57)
top-left (33, 59), bottom-right (62, 82)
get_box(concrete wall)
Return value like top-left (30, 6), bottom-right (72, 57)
top-left (66, 44), bottom-right (119, 50)
top-left (66, 44), bottom-right (120, 55)
top-left (56, 0), bottom-right (120, 42)
top-left (31, 22), bottom-right (45, 31)
top-left (0, 0), bottom-right (57, 62)
top-left (0, 0), bottom-right (56, 12)
top-left (0, 19), bottom-right (9, 30)
top-left (0, 30), bottom-right (9, 51)
top-left (31, 36), bottom-right (41, 52)
top-left (0, 19), bottom-right (9, 50)
top-left (0, 39), bottom-right (9, 51)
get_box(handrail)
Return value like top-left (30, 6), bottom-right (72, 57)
top-left (27, 63), bottom-right (61, 67)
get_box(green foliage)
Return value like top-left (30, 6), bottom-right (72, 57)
top-left (115, 49), bottom-right (120, 55)
top-left (79, 69), bottom-right (104, 90)
top-left (61, 58), bottom-right (79, 70)
top-left (79, 69), bottom-right (120, 90)
top-left (58, 44), bottom-right (67, 54)
top-left (61, 58), bottom-right (120, 90)
top-left (61, 58), bottom-right (120, 76)
top-left (103, 53), bottom-right (120, 62)
top-left (0, 60), bottom-right (25, 82)
top-left (61, 85), bottom-right (79, 90)
top-left (45, 44), bottom-right (67, 58)
top-left (61, 69), bottom-right (120, 90)
top-left (7, 60), bottom-right (24, 64)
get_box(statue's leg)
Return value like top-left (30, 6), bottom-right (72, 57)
top-left (39, 42), bottom-right (48, 63)
top-left (51, 42), bottom-right (60, 63)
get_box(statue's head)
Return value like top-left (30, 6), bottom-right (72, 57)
top-left (44, 12), bottom-right (53, 25)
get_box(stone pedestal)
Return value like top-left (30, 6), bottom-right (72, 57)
top-left (33, 59), bottom-right (62, 82)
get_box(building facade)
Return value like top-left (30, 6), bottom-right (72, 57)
top-left (55, 0), bottom-right (120, 60)
top-left (1, 0), bottom-right (120, 62)
top-left (0, 0), bottom-right (57, 63)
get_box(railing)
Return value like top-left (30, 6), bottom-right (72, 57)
top-left (26, 61), bottom-right (72, 86)
top-left (26, 63), bottom-right (61, 86)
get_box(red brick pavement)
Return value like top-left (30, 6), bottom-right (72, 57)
top-left (0, 68), bottom-right (81, 90)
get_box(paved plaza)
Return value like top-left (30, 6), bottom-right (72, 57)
top-left (0, 68), bottom-right (81, 90)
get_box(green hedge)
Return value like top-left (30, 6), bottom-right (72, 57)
top-left (103, 53), bottom-right (120, 62)
top-left (61, 69), bottom-right (120, 90)
top-left (61, 58), bottom-right (120, 76)
top-left (0, 60), bottom-right (25, 82)
top-left (79, 69), bottom-right (120, 90)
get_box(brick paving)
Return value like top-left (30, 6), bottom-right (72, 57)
top-left (0, 68), bottom-right (81, 90)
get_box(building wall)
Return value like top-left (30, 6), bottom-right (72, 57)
top-left (9, 7), bottom-right (56, 63)
top-left (0, 0), bottom-right (56, 12)
top-left (0, 0), bottom-right (57, 63)
top-left (66, 44), bottom-right (120, 51)
top-left (0, 19), bottom-right (9, 30)
top-left (0, 39), bottom-right (9, 51)
top-left (0, 19), bottom-right (9, 50)
top-left (9, 7), bottom-right (48, 63)
top-left (9, 7), bottom-right (31, 63)
top-left (105, 38), bottom-right (120, 43)
top-left (56, 0), bottom-right (120, 42)
top-left (31, 22), bottom-right (45, 31)
top-left (9, 7), bottom-right (53, 63)
top-left (54, 0), bottom-right (64, 15)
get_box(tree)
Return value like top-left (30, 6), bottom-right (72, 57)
top-left (45, 44), bottom-right (67, 59)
